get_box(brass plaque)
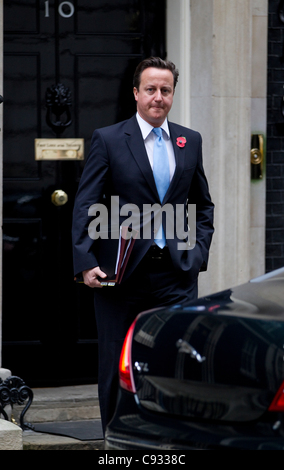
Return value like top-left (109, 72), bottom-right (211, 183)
top-left (35, 138), bottom-right (84, 161)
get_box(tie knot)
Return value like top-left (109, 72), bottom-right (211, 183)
top-left (152, 127), bottom-right (163, 138)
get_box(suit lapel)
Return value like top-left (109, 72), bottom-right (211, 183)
top-left (124, 115), bottom-right (159, 199)
top-left (124, 116), bottom-right (187, 204)
top-left (163, 122), bottom-right (185, 203)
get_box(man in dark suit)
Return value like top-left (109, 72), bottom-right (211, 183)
top-left (72, 57), bottom-right (214, 433)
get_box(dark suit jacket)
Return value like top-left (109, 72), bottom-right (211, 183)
top-left (72, 114), bottom-right (214, 282)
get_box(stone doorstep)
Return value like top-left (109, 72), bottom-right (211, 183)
top-left (1, 380), bottom-right (103, 450)
top-left (23, 402), bottom-right (101, 424)
top-left (22, 430), bottom-right (105, 451)
top-left (0, 419), bottom-right (23, 451)
top-left (13, 384), bottom-right (101, 424)
top-left (0, 368), bottom-right (12, 421)
top-left (1, 375), bottom-right (104, 449)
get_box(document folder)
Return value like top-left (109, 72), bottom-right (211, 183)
top-left (100, 225), bottom-right (138, 286)
top-left (75, 226), bottom-right (138, 286)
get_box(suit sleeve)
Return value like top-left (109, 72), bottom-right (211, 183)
top-left (72, 129), bottom-right (109, 277)
top-left (188, 134), bottom-right (214, 271)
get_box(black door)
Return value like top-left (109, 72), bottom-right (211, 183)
top-left (2, 0), bottom-right (165, 387)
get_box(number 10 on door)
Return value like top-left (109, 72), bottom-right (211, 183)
top-left (45, 1), bottom-right (75, 18)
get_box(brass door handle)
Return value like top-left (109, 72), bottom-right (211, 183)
top-left (251, 134), bottom-right (264, 180)
top-left (51, 190), bottom-right (68, 206)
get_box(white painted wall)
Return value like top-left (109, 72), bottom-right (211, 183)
top-left (250, 0), bottom-right (267, 279)
top-left (167, 0), bottom-right (267, 296)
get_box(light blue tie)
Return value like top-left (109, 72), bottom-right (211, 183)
top-left (152, 127), bottom-right (170, 249)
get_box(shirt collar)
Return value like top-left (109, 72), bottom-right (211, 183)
top-left (136, 112), bottom-right (170, 140)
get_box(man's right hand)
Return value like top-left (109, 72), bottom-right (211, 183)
top-left (82, 266), bottom-right (107, 288)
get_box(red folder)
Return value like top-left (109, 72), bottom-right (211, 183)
top-left (75, 226), bottom-right (138, 286)
top-left (100, 226), bottom-right (138, 286)
top-left (75, 225), bottom-right (138, 286)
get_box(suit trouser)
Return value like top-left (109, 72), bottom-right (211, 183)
top-left (93, 247), bottom-right (198, 434)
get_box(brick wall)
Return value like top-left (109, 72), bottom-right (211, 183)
top-left (266, 0), bottom-right (284, 271)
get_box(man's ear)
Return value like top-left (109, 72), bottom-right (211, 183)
top-left (133, 87), bottom-right (138, 101)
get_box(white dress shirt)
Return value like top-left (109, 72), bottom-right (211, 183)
top-left (136, 112), bottom-right (176, 181)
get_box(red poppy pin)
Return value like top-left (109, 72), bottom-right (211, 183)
top-left (176, 136), bottom-right (187, 148)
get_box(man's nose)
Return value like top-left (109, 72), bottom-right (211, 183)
top-left (154, 90), bottom-right (162, 101)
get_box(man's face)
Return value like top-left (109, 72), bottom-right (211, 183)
top-left (133, 67), bottom-right (174, 127)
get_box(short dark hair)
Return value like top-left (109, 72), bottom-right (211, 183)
top-left (133, 57), bottom-right (179, 90)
